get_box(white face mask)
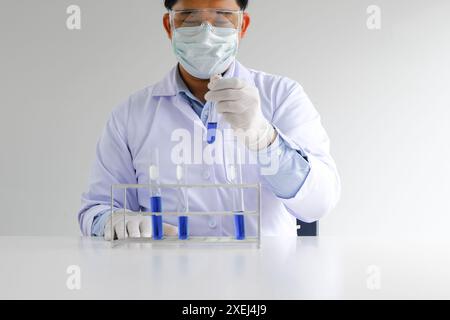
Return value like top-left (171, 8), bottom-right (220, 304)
top-left (172, 23), bottom-right (239, 79)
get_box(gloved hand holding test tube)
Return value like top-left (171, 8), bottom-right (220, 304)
top-left (206, 74), bottom-right (222, 144)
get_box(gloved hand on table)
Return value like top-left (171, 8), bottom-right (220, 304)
top-left (104, 212), bottom-right (178, 240)
top-left (205, 77), bottom-right (277, 151)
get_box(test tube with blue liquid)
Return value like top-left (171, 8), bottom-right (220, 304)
top-left (149, 150), bottom-right (163, 240)
top-left (206, 75), bottom-right (222, 144)
top-left (228, 161), bottom-right (246, 241)
top-left (176, 163), bottom-right (189, 240)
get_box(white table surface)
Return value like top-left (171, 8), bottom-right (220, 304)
top-left (1, 235), bottom-right (450, 299)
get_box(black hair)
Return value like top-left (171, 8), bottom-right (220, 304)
top-left (164, 0), bottom-right (248, 10)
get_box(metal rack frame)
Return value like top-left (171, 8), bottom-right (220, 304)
top-left (110, 183), bottom-right (261, 248)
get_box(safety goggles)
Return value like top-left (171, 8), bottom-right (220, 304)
top-left (169, 9), bottom-right (243, 30)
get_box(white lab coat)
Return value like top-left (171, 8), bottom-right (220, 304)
top-left (78, 60), bottom-right (341, 237)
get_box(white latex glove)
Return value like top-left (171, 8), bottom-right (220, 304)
top-left (205, 77), bottom-right (276, 151)
top-left (104, 212), bottom-right (178, 240)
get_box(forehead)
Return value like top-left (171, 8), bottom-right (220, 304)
top-left (172, 0), bottom-right (240, 10)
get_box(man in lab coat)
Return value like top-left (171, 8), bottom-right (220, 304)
top-left (78, 0), bottom-right (341, 240)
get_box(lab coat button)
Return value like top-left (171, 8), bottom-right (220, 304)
top-left (208, 219), bottom-right (217, 228)
top-left (202, 169), bottom-right (211, 180)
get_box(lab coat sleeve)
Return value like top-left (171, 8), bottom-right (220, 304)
top-left (270, 81), bottom-right (341, 223)
top-left (256, 134), bottom-right (311, 199)
top-left (77, 98), bottom-right (139, 236)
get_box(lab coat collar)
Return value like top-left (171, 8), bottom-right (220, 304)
top-left (152, 60), bottom-right (255, 97)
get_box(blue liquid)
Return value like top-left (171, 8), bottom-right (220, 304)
top-left (150, 196), bottom-right (163, 240)
top-left (206, 122), bottom-right (218, 144)
top-left (178, 216), bottom-right (188, 240)
top-left (234, 213), bottom-right (246, 240)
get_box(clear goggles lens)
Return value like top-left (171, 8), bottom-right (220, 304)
top-left (170, 9), bottom-right (243, 30)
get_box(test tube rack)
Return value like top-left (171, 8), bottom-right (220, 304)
top-left (110, 183), bottom-right (261, 248)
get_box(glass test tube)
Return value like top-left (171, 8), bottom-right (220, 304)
top-left (149, 149), bottom-right (163, 240)
top-left (206, 105), bottom-right (218, 144)
top-left (234, 162), bottom-right (246, 240)
top-left (206, 75), bottom-right (222, 144)
top-left (229, 160), bottom-right (246, 240)
top-left (176, 164), bottom-right (189, 240)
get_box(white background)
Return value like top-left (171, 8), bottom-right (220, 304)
top-left (1, 0), bottom-right (449, 237)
